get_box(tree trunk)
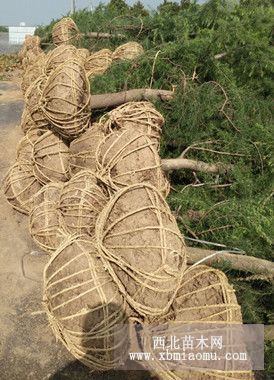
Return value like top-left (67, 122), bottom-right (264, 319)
top-left (162, 158), bottom-right (229, 174)
top-left (186, 246), bottom-right (274, 278)
top-left (90, 88), bottom-right (174, 109)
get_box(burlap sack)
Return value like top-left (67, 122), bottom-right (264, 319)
top-left (96, 183), bottom-right (186, 317)
top-left (112, 42), bottom-right (144, 61)
top-left (29, 182), bottom-right (68, 253)
top-left (21, 106), bottom-right (37, 134)
top-left (3, 160), bottom-right (42, 215)
top-left (52, 17), bottom-right (80, 46)
top-left (43, 236), bottom-right (129, 371)
top-left (41, 59), bottom-right (91, 139)
top-left (101, 101), bottom-right (164, 149)
top-left (143, 265), bottom-right (254, 380)
top-left (69, 123), bottom-right (105, 176)
top-left (25, 74), bottom-right (48, 131)
top-left (25, 75), bottom-right (46, 109)
top-left (22, 47), bottom-right (44, 71)
top-left (59, 170), bottom-right (109, 236)
top-left (77, 48), bottom-right (90, 63)
top-left (21, 53), bottom-right (45, 94)
top-left (96, 129), bottom-right (170, 197)
top-left (32, 130), bottom-right (70, 185)
top-left (44, 45), bottom-right (78, 76)
top-left (24, 35), bottom-right (41, 50)
top-left (18, 35), bottom-right (41, 61)
top-left (85, 49), bottom-right (112, 78)
top-left (17, 127), bottom-right (47, 163)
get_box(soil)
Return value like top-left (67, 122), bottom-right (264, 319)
top-left (0, 78), bottom-right (153, 379)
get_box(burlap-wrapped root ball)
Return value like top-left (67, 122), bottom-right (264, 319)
top-left (41, 59), bottom-right (91, 139)
top-left (43, 237), bottom-right (129, 371)
top-left (22, 47), bottom-right (44, 71)
top-left (3, 160), bottom-right (42, 215)
top-left (96, 129), bottom-right (170, 196)
top-left (101, 101), bottom-right (164, 149)
top-left (143, 265), bottom-right (254, 380)
top-left (32, 130), bottom-right (70, 185)
top-left (44, 45), bottom-right (78, 76)
top-left (29, 182), bottom-right (69, 254)
top-left (18, 35), bottom-right (42, 61)
top-left (85, 49), bottom-right (112, 78)
top-left (112, 42), bottom-right (144, 61)
top-left (17, 127), bottom-right (47, 163)
top-left (21, 53), bottom-right (45, 94)
top-left (69, 123), bottom-right (105, 176)
top-left (77, 48), bottom-right (90, 63)
top-left (52, 17), bottom-right (80, 46)
top-left (21, 106), bottom-right (37, 134)
top-left (24, 75), bottom-right (49, 130)
top-left (59, 170), bottom-right (109, 236)
top-left (96, 183), bottom-right (186, 317)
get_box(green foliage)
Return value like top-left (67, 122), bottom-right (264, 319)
top-left (37, 1), bottom-right (273, 374)
top-left (0, 25), bottom-right (8, 32)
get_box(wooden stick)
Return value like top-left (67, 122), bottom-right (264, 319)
top-left (186, 246), bottom-right (274, 278)
top-left (161, 158), bottom-right (230, 174)
top-left (90, 88), bottom-right (174, 109)
top-left (84, 32), bottom-right (125, 39)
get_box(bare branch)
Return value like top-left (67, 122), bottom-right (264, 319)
top-left (161, 158), bottom-right (230, 174)
top-left (90, 88), bottom-right (174, 109)
top-left (186, 246), bottom-right (274, 278)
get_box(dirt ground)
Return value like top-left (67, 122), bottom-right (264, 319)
top-left (0, 79), bottom-right (153, 380)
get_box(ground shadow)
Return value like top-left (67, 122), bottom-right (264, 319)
top-left (48, 302), bottom-right (155, 380)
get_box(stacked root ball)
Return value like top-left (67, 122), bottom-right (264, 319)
top-left (3, 17), bottom-right (254, 380)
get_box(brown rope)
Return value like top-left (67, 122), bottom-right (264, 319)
top-left (29, 182), bottom-right (68, 254)
top-left (32, 130), bottom-right (70, 185)
top-left (69, 123), bottom-right (105, 176)
top-left (96, 183), bottom-right (186, 317)
top-left (40, 59), bottom-right (91, 140)
top-left (3, 160), bottom-right (42, 215)
top-left (16, 127), bottom-right (47, 163)
top-left (43, 236), bottom-right (129, 371)
top-left (85, 49), bottom-right (113, 78)
top-left (52, 17), bottom-right (80, 46)
top-left (59, 170), bottom-right (109, 236)
top-left (96, 128), bottom-right (170, 196)
top-left (112, 42), bottom-right (144, 61)
top-left (142, 265), bottom-right (254, 380)
top-left (100, 101), bottom-right (164, 150)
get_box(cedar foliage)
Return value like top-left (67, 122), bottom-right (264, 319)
top-left (36, 0), bottom-right (273, 375)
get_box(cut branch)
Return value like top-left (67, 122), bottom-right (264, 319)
top-left (186, 246), bottom-right (274, 278)
top-left (214, 52), bottom-right (228, 60)
top-left (162, 158), bottom-right (230, 174)
top-left (90, 88), bottom-right (174, 109)
top-left (84, 32), bottom-right (125, 39)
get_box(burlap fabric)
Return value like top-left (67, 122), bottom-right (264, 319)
top-left (43, 236), bottom-right (129, 371)
top-left (52, 17), bottom-right (80, 46)
top-left (3, 160), bottom-right (42, 215)
top-left (29, 182), bottom-right (68, 254)
top-left (41, 59), bottom-right (91, 139)
top-left (16, 127), bottom-right (47, 163)
top-left (69, 123), bottom-right (105, 176)
top-left (85, 49), bottom-right (112, 78)
top-left (59, 170), bottom-right (109, 236)
top-left (101, 101), bottom-right (164, 149)
top-left (96, 183), bottom-right (186, 317)
top-left (112, 42), bottom-right (144, 61)
top-left (143, 265), bottom-right (254, 380)
top-left (32, 130), bottom-right (70, 185)
top-left (96, 129), bottom-right (170, 196)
